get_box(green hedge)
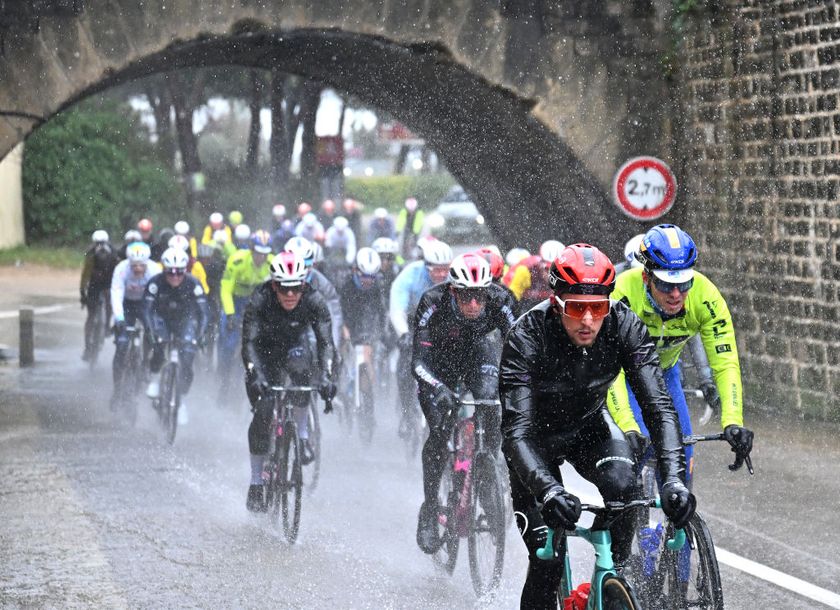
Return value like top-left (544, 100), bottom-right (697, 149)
top-left (345, 175), bottom-right (455, 213)
top-left (22, 101), bottom-right (182, 246)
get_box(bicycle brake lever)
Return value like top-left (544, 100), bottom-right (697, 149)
top-left (728, 452), bottom-right (754, 475)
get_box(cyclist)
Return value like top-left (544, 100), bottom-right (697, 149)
top-left (118, 229), bottom-right (142, 260)
top-left (295, 212), bottom-right (325, 244)
top-left (339, 247), bottom-right (387, 378)
top-left (614, 233), bottom-right (645, 276)
top-left (110, 242), bottom-right (161, 407)
top-left (201, 212), bottom-right (231, 245)
top-left (218, 230), bottom-right (274, 399)
top-left (505, 247), bottom-right (530, 268)
top-left (242, 250), bottom-right (338, 512)
top-left (228, 210), bottom-right (244, 233)
top-left (607, 225), bottom-right (754, 481)
top-left (144, 247), bottom-right (209, 424)
top-left (499, 243), bottom-right (694, 609)
top-left (396, 197), bottom-right (425, 260)
top-left (151, 227), bottom-right (174, 261)
top-left (504, 239), bottom-right (565, 313)
top-left (389, 239), bottom-right (453, 436)
top-left (372, 237), bottom-right (401, 293)
top-left (414, 253), bottom-right (517, 553)
top-left (168, 234), bottom-right (209, 294)
top-left (323, 216), bottom-right (356, 287)
top-left (271, 204), bottom-right (286, 231)
top-left (367, 207), bottom-right (396, 244)
top-left (319, 198), bottom-right (337, 229)
top-left (138, 218), bottom-right (154, 246)
top-left (342, 198), bottom-right (364, 243)
top-left (284, 236), bottom-right (344, 348)
top-left (476, 246), bottom-right (508, 286)
top-left (173, 220), bottom-right (198, 258)
top-left (296, 202), bottom-right (312, 222)
top-left (212, 228), bottom-right (236, 260)
top-left (80, 230), bottom-right (119, 362)
top-left (271, 218), bottom-right (296, 254)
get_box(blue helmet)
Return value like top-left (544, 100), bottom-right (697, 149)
top-left (637, 224), bottom-right (697, 272)
top-left (251, 229), bottom-right (272, 254)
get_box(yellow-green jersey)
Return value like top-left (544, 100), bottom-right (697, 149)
top-left (607, 267), bottom-right (743, 431)
top-left (219, 249), bottom-right (273, 316)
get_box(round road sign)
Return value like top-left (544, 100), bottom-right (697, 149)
top-left (612, 156), bottom-right (677, 220)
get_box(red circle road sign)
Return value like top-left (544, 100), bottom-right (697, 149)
top-left (612, 156), bottom-right (677, 220)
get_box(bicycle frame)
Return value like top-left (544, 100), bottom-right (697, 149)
top-left (538, 501), bottom-right (685, 610)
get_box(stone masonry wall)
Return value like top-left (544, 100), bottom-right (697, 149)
top-left (677, 0), bottom-right (840, 420)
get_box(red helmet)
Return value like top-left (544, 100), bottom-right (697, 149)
top-left (297, 202), bottom-right (312, 217)
top-left (548, 244), bottom-right (615, 296)
top-left (138, 218), bottom-right (153, 233)
top-left (476, 248), bottom-right (505, 281)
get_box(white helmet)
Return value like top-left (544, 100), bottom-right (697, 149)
top-left (161, 247), bottom-right (189, 270)
top-left (483, 244), bottom-right (502, 257)
top-left (448, 253), bottom-right (492, 288)
top-left (303, 212), bottom-right (318, 227)
top-left (372, 237), bottom-right (399, 255)
top-left (212, 229), bottom-right (229, 244)
top-left (355, 247), bottom-right (382, 275)
top-left (374, 207), bottom-right (388, 219)
top-left (123, 229), bottom-right (141, 243)
top-left (270, 251), bottom-right (307, 286)
top-left (174, 220), bottom-right (190, 236)
top-left (234, 223), bottom-right (251, 241)
top-left (126, 242), bottom-right (151, 264)
top-left (92, 229), bottom-right (109, 243)
top-left (505, 247), bottom-right (530, 266)
top-left (272, 204), bottom-right (286, 219)
top-left (209, 212), bottom-right (224, 228)
top-left (332, 216), bottom-right (349, 231)
top-left (284, 236), bottom-right (316, 266)
top-left (421, 240), bottom-right (453, 266)
top-left (539, 240), bottom-right (565, 264)
top-left (168, 234), bottom-right (190, 252)
top-left (624, 233), bottom-right (645, 268)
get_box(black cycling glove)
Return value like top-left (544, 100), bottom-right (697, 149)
top-left (661, 481), bottom-right (696, 529)
top-left (699, 380), bottom-right (721, 412)
top-left (541, 486), bottom-right (582, 531)
top-left (625, 430), bottom-right (650, 464)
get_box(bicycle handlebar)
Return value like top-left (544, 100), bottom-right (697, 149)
top-left (536, 499), bottom-right (686, 561)
top-left (683, 433), bottom-right (754, 475)
top-left (268, 386), bottom-right (333, 414)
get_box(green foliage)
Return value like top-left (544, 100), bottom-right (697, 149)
top-left (22, 101), bottom-right (183, 245)
top-left (345, 175), bottom-right (456, 213)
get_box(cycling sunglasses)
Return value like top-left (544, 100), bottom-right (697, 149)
top-left (165, 268), bottom-right (186, 276)
top-left (651, 276), bottom-right (694, 294)
top-left (554, 297), bottom-right (610, 320)
top-left (272, 282), bottom-right (304, 295)
top-left (453, 288), bottom-right (488, 304)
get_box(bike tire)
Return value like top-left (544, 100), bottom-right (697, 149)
top-left (160, 363), bottom-right (179, 445)
top-left (358, 363), bottom-right (375, 445)
top-left (89, 297), bottom-right (104, 369)
top-left (304, 398), bottom-right (321, 493)
top-left (280, 421), bottom-right (303, 543)
top-left (120, 341), bottom-right (139, 427)
top-left (602, 575), bottom-right (642, 610)
top-left (432, 454), bottom-right (460, 575)
top-left (661, 513), bottom-right (724, 610)
top-left (467, 452), bottom-right (506, 596)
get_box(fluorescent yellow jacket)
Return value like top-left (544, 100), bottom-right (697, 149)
top-left (607, 267), bottom-right (743, 432)
top-left (188, 258), bottom-right (209, 294)
top-left (219, 249), bottom-right (273, 316)
top-left (201, 224), bottom-right (232, 246)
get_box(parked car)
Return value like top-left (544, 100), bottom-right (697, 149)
top-left (419, 186), bottom-right (493, 251)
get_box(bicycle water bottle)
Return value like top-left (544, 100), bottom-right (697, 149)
top-left (563, 582), bottom-right (590, 610)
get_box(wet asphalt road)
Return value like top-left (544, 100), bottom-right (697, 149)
top-left (1, 289), bottom-right (839, 609)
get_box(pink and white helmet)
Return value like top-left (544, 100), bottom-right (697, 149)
top-left (270, 251), bottom-right (307, 286)
top-left (448, 253), bottom-right (491, 289)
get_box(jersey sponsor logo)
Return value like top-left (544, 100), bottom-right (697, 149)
top-left (702, 299), bottom-right (718, 319)
top-left (656, 334), bottom-right (690, 348)
top-left (711, 318), bottom-right (728, 338)
top-left (148, 282), bottom-right (158, 295)
top-left (480, 364), bottom-right (499, 377)
top-left (193, 285), bottom-right (203, 296)
top-left (418, 303), bottom-right (437, 328)
top-left (715, 343), bottom-right (732, 353)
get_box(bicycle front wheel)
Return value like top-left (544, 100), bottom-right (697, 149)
top-left (661, 512), bottom-right (724, 610)
top-left (159, 363), bottom-right (179, 444)
top-left (280, 422), bottom-right (303, 543)
top-left (358, 363), bottom-right (375, 445)
top-left (432, 454), bottom-right (460, 575)
top-left (467, 452), bottom-right (506, 596)
top-left (602, 575), bottom-right (642, 610)
top-left (303, 398), bottom-right (321, 493)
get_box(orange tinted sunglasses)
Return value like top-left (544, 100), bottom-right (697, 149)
top-left (555, 297), bottom-right (610, 320)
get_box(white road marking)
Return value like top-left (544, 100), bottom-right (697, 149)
top-left (0, 303), bottom-right (70, 318)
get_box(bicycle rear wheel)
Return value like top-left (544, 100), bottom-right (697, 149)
top-left (432, 454), bottom-right (460, 575)
top-left (280, 421), bottom-right (303, 543)
top-left (119, 342), bottom-right (140, 427)
top-left (467, 452), bottom-right (506, 596)
top-left (602, 575), bottom-right (642, 610)
top-left (89, 299), bottom-right (104, 369)
top-left (661, 513), bottom-right (724, 610)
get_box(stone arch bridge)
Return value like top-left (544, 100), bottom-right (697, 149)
top-left (0, 0), bottom-right (675, 253)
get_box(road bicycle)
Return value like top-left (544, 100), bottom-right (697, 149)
top-left (347, 343), bottom-right (376, 443)
top-left (152, 340), bottom-right (183, 445)
top-left (112, 324), bottom-right (143, 426)
top-left (263, 385), bottom-right (331, 543)
top-left (431, 396), bottom-right (507, 596)
top-left (627, 433), bottom-right (753, 610)
top-left (538, 499), bottom-right (684, 609)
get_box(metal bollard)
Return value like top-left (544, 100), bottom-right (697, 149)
top-left (19, 308), bottom-right (34, 367)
